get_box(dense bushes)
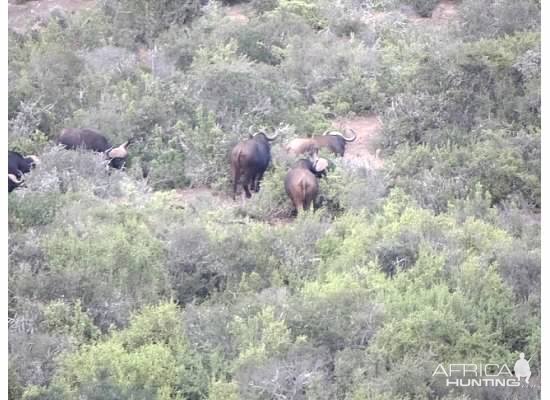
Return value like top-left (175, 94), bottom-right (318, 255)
top-left (9, 187), bottom-right (541, 398)
top-left (102, 0), bottom-right (202, 48)
top-left (459, 0), bottom-right (540, 40)
top-left (8, 0), bottom-right (540, 398)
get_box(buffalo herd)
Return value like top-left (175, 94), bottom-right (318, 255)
top-left (9, 126), bottom-right (358, 214)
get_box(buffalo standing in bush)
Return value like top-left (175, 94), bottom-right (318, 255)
top-left (8, 151), bottom-right (39, 192)
top-left (57, 128), bottom-right (131, 169)
top-left (284, 153), bottom-right (329, 213)
top-left (231, 129), bottom-right (279, 199)
top-left (286, 128), bottom-right (357, 157)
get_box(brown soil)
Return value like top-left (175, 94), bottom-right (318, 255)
top-left (8, 0), bottom-right (96, 32)
top-left (333, 114), bottom-right (384, 169)
top-left (430, 0), bottom-right (459, 22)
top-left (225, 3), bottom-right (250, 24)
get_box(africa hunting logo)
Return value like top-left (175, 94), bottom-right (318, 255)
top-left (432, 353), bottom-right (535, 388)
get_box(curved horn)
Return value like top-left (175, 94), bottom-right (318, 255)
top-left (314, 158), bottom-right (329, 173)
top-left (8, 174), bottom-right (23, 184)
top-left (107, 141), bottom-right (129, 158)
top-left (326, 129), bottom-right (357, 142)
top-left (262, 130), bottom-right (279, 141)
top-left (321, 130), bottom-right (331, 136)
top-left (344, 128), bottom-right (357, 142)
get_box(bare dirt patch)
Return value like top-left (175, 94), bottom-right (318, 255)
top-left (9, 0), bottom-right (96, 32)
top-left (429, 0), bottom-right (459, 22)
top-left (333, 114), bottom-right (384, 169)
top-left (225, 3), bottom-right (250, 24)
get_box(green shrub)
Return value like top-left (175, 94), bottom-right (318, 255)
top-left (14, 39), bottom-right (83, 133)
top-left (7, 0), bottom-right (540, 397)
top-left (40, 204), bottom-right (171, 329)
top-left (235, 11), bottom-right (312, 65)
top-left (189, 41), bottom-right (297, 129)
top-left (9, 192), bottom-right (62, 233)
top-left (102, 0), bottom-right (202, 48)
top-left (178, 109), bottom-right (233, 188)
top-left (289, 272), bottom-right (384, 352)
top-left (164, 223), bottom-right (224, 305)
top-left (318, 0), bottom-right (373, 40)
top-left (407, 0), bottom-right (439, 17)
top-left (8, 100), bottom-right (52, 153)
top-left (30, 303), bottom-right (208, 399)
top-left (318, 159), bottom-right (388, 215)
top-left (276, 0), bottom-right (326, 29)
top-left (41, 300), bottom-right (100, 344)
top-left (245, 165), bottom-right (294, 220)
top-left (459, 0), bottom-right (540, 40)
top-left (251, 0), bottom-right (279, 13)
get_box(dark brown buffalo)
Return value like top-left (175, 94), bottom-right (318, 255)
top-left (57, 128), bottom-right (131, 169)
top-left (284, 154), bottom-right (329, 213)
top-left (285, 128), bottom-right (357, 157)
top-left (231, 130), bottom-right (279, 200)
top-left (8, 151), bottom-right (39, 193)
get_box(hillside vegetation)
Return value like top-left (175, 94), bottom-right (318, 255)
top-left (8, 0), bottom-right (540, 399)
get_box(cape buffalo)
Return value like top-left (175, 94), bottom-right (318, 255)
top-left (284, 153), bottom-right (329, 213)
top-left (231, 129), bottom-right (279, 200)
top-left (8, 151), bottom-right (40, 193)
top-left (57, 128), bottom-right (131, 169)
top-left (286, 128), bottom-right (357, 157)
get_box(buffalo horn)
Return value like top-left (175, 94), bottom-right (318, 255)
top-left (107, 141), bottom-right (129, 158)
top-left (8, 174), bottom-right (23, 184)
top-left (325, 128), bottom-right (357, 142)
top-left (314, 158), bottom-right (329, 172)
top-left (262, 130), bottom-right (279, 140)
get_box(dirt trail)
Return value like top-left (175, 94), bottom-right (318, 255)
top-left (333, 114), bottom-right (384, 169)
top-left (8, 0), bottom-right (96, 32)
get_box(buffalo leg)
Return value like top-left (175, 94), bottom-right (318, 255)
top-left (243, 185), bottom-right (252, 198)
top-left (243, 178), bottom-right (252, 198)
top-left (232, 174), bottom-right (239, 200)
top-left (253, 172), bottom-right (264, 192)
top-left (243, 172), bottom-right (255, 198)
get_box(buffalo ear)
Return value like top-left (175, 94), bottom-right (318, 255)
top-left (314, 158), bottom-right (329, 172)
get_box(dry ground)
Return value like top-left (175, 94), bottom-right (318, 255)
top-left (225, 3), bottom-right (251, 24)
top-left (333, 114), bottom-right (384, 169)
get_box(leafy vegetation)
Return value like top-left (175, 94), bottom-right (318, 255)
top-left (8, 0), bottom-right (540, 398)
